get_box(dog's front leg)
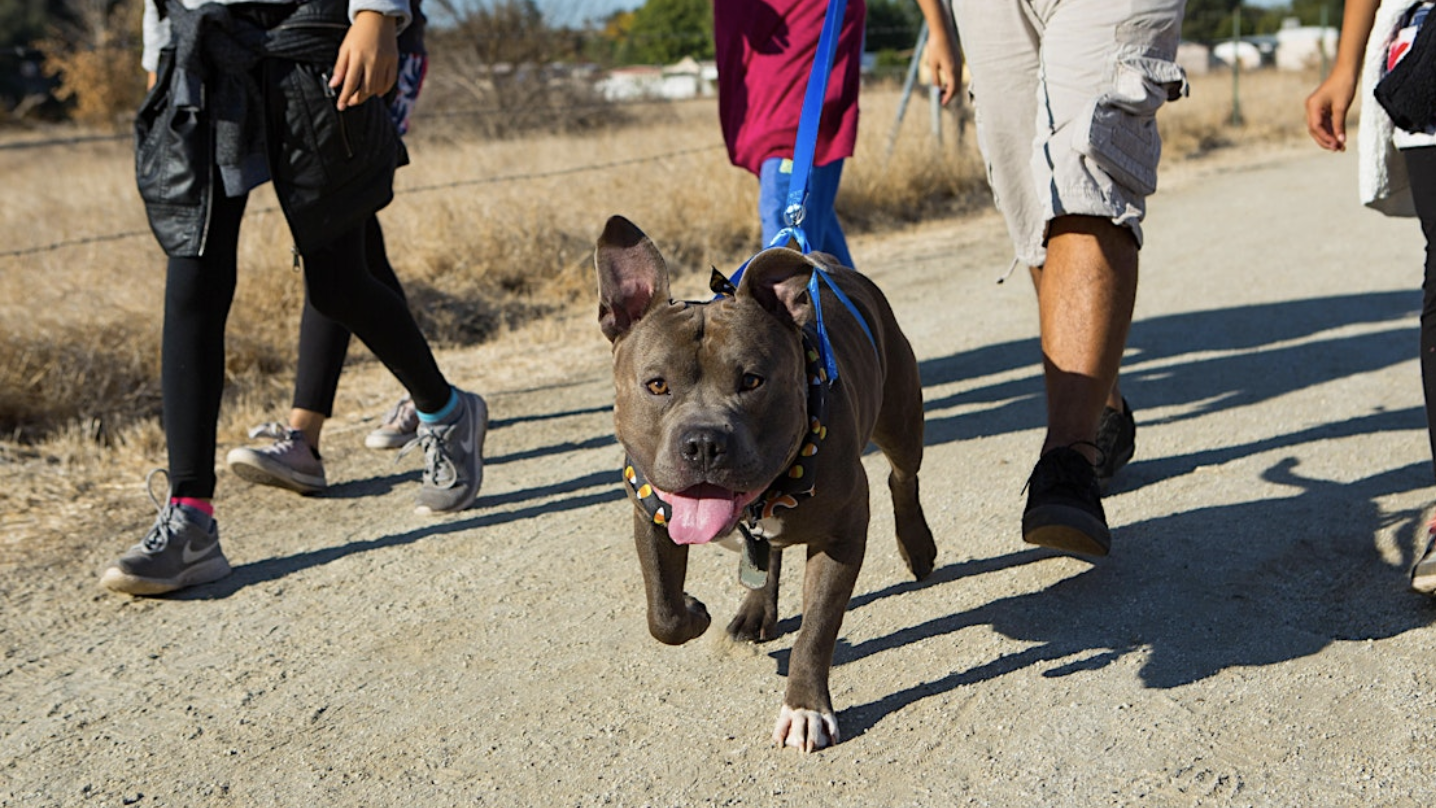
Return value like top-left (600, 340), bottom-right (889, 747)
top-left (773, 535), bottom-right (865, 752)
top-left (632, 510), bottom-right (710, 644)
top-left (727, 548), bottom-right (782, 642)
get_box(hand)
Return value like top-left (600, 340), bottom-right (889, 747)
top-left (147, 71), bottom-right (157, 91)
top-left (923, 27), bottom-right (961, 106)
top-left (1305, 74), bottom-right (1357, 152)
top-left (330, 10), bottom-right (398, 111)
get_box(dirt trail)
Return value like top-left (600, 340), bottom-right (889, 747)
top-left (5, 142), bottom-right (1436, 806)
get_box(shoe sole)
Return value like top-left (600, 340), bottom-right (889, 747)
top-left (1412, 566), bottom-right (1436, 595)
top-left (1022, 504), bottom-right (1111, 557)
top-left (226, 449), bottom-right (326, 495)
top-left (365, 430), bottom-right (415, 450)
top-left (99, 556), bottom-right (232, 596)
top-left (415, 393), bottom-right (488, 515)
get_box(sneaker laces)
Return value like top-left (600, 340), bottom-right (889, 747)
top-left (398, 425), bottom-right (459, 490)
top-left (141, 468), bottom-right (178, 553)
top-left (1023, 444), bottom-right (1102, 495)
top-left (248, 421), bottom-right (299, 443)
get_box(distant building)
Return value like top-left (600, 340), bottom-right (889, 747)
top-left (1275, 26), bottom-right (1338, 71)
top-left (1176, 41), bottom-right (1212, 75)
top-left (596, 59), bottom-right (718, 102)
top-left (1212, 40), bottom-right (1263, 70)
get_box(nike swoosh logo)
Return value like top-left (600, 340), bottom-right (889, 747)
top-left (182, 541), bottom-right (215, 565)
top-left (458, 415), bottom-right (477, 462)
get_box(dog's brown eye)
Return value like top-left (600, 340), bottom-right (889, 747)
top-left (741, 373), bottom-right (763, 391)
top-left (646, 379), bottom-right (669, 396)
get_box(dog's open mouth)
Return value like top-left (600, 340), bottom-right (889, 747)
top-left (654, 484), bottom-right (763, 546)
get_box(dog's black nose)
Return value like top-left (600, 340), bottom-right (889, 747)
top-left (679, 427), bottom-right (728, 469)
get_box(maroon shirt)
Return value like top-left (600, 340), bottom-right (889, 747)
top-left (713, 0), bottom-right (866, 175)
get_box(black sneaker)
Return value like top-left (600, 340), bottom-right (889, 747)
top-left (1022, 447), bottom-right (1111, 557)
top-left (1094, 398), bottom-right (1136, 491)
top-left (100, 469), bottom-right (232, 596)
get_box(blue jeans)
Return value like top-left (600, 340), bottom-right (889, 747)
top-left (758, 157), bottom-right (854, 268)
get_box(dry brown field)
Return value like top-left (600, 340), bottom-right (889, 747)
top-left (0, 67), bottom-right (1316, 559)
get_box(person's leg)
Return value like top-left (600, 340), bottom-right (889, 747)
top-left (1404, 146), bottom-right (1436, 478)
top-left (101, 189), bottom-right (247, 595)
top-left (1007, 0), bottom-right (1183, 554)
top-left (301, 223), bottom-right (447, 413)
top-left (950, 0), bottom-right (1046, 269)
top-left (1402, 145), bottom-right (1436, 593)
top-left (288, 214), bottom-right (408, 447)
top-left (805, 160), bottom-right (854, 268)
top-left (302, 223), bottom-right (487, 514)
top-left (162, 191), bottom-right (247, 501)
top-left (1036, 216), bottom-right (1138, 461)
top-left (758, 157), bottom-right (793, 249)
top-left (758, 158), bottom-right (854, 266)
top-left (1028, 265), bottom-right (1125, 412)
top-left (1032, 0), bottom-right (1181, 458)
top-left (228, 215), bottom-right (414, 494)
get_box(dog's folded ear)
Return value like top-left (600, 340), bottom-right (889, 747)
top-left (595, 215), bottom-right (672, 343)
top-left (736, 246), bottom-right (819, 328)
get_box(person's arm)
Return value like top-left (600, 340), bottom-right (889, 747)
top-left (330, 9), bottom-right (399, 110)
top-left (1305, 0), bottom-right (1381, 152)
top-left (141, 0), bottom-right (169, 74)
top-left (914, 0), bottom-right (959, 105)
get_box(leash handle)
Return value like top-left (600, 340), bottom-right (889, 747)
top-left (784, 0), bottom-right (850, 233)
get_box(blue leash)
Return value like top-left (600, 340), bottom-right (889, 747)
top-left (781, 0), bottom-right (848, 238)
top-left (724, 0), bottom-right (875, 383)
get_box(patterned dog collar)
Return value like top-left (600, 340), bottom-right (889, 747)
top-left (620, 326), bottom-right (830, 589)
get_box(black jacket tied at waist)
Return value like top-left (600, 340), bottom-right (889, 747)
top-left (136, 0), bottom-right (403, 258)
top-left (1375, 7), bottom-right (1436, 135)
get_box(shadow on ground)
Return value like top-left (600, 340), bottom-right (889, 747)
top-left (921, 290), bottom-right (1421, 450)
top-left (191, 290), bottom-right (1435, 741)
top-left (831, 456), bottom-right (1436, 741)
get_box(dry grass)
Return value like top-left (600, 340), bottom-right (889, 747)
top-left (1159, 65), bottom-right (1315, 159)
top-left (0, 68), bottom-right (1317, 551)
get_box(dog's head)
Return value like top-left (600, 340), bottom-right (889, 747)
top-left (594, 215), bottom-right (827, 545)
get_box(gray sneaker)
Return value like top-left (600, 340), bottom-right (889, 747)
top-left (226, 423), bottom-right (327, 494)
top-left (1412, 523), bottom-right (1436, 595)
top-left (366, 394), bottom-right (419, 450)
top-left (403, 389), bottom-right (488, 515)
top-left (100, 470), bottom-right (231, 596)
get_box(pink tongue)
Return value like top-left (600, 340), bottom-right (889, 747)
top-left (665, 485), bottom-right (743, 545)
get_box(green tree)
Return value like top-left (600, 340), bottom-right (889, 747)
top-left (866, 0), bottom-right (923, 53)
top-left (623, 0), bottom-right (712, 64)
top-left (1184, 0), bottom-right (1243, 44)
top-left (1291, 0), bottom-right (1345, 27)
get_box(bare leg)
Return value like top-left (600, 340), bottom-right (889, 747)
top-left (288, 408), bottom-right (327, 452)
top-left (1029, 264), bottom-right (1126, 413)
top-left (1034, 215), bottom-right (1137, 464)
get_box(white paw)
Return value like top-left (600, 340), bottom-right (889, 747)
top-left (772, 704), bottom-right (839, 752)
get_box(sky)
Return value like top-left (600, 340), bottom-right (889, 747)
top-left (540, 0), bottom-right (643, 28)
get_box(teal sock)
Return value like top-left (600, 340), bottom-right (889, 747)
top-left (417, 387), bottom-right (459, 423)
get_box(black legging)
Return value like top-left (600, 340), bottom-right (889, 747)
top-left (291, 216), bottom-right (404, 416)
top-left (1406, 146), bottom-right (1436, 480)
top-left (162, 186), bottom-right (450, 499)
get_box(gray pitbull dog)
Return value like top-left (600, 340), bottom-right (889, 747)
top-left (594, 215), bottom-right (936, 752)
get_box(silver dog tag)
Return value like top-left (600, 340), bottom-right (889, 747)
top-left (739, 526), bottom-right (769, 590)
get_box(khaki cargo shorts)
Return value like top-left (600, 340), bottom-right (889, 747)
top-left (951, 0), bottom-right (1187, 268)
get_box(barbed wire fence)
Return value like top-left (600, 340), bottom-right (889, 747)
top-left (0, 134), bottom-right (726, 261)
top-left (0, 17), bottom-right (962, 261)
